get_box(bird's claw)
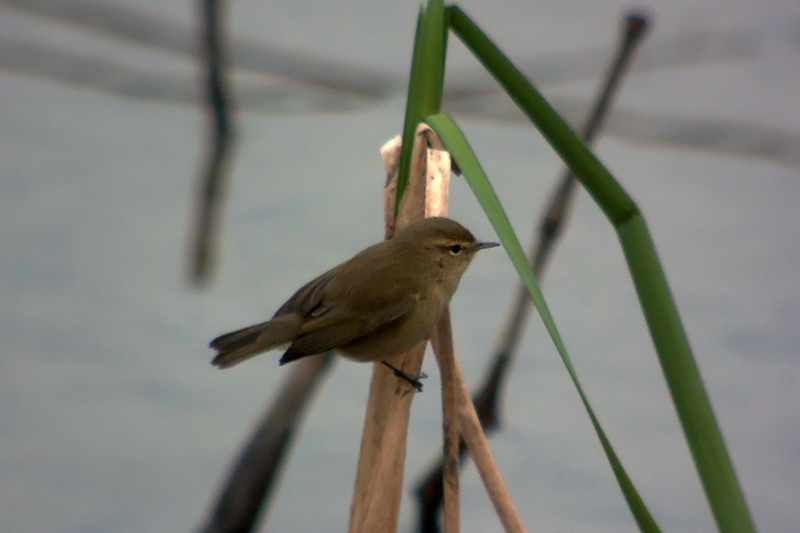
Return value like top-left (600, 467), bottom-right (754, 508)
top-left (382, 361), bottom-right (427, 392)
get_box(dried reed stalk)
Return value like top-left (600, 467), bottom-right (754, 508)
top-left (348, 125), bottom-right (452, 532)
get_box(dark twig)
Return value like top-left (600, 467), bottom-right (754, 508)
top-left (196, 354), bottom-right (334, 533)
top-left (414, 12), bottom-right (650, 532)
top-left (188, 0), bottom-right (236, 286)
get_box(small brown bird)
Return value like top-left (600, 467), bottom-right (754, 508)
top-left (210, 217), bottom-right (498, 369)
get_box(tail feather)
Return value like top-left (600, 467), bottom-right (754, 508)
top-left (210, 315), bottom-right (300, 368)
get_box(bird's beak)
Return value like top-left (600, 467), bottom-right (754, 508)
top-left (475, 241), bottom-right (500, 251)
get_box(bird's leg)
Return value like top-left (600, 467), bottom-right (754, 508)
top-left (381, 361), bottom-right (427, 392)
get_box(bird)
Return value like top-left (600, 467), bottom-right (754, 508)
top-left (209, 217), bottom-right (498, 371)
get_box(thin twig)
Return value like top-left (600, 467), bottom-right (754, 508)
top-left (452, 355), bottom-right (525, 533)
top-left (431, 309), bottom-right (460, 533)
top-left (188, 0), bottom-right (236, 286)
top-left (414, 11), bottom-right (650, 531)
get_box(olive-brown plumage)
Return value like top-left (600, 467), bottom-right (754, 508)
top-left (210, 217), bottom-right (498, 368)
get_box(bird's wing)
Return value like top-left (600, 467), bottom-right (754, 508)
top-left (278, 297), bottom-right (417, 364)
top-left (273, 265), bottom-right (339, 318)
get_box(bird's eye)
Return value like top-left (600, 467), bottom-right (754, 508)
top-left (448, 244), bottom-right (463, 255)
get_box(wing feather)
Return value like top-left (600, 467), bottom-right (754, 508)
top-left (273, 266), bottom-right (339, 318)
top-left (278, 297), bottom-right (416, 364)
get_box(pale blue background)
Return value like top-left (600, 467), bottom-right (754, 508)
top-left (1, 1), bottom-right (798, 531)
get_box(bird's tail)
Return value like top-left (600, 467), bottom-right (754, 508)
top-left (210, 315), bottom-right (300, 368)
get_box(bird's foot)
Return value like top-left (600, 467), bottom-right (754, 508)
top-left (381, 361), bottom-right (427, 392)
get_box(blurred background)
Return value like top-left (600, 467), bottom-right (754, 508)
top-left (1, 0), bottom-right (798, 531)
